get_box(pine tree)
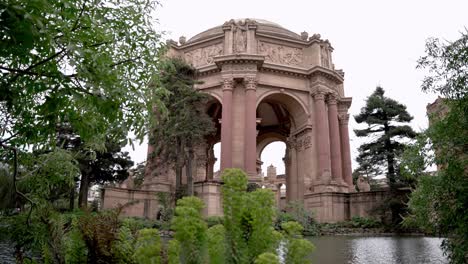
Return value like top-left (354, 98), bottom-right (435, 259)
top-left (354, 87), bottom-right (417, 186)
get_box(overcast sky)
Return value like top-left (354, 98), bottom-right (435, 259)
top-left (126, 0), bottom-right (467, 175)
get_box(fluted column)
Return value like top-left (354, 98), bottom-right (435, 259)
top-left (313, 91), bottom-right (332, 184)
top-left (339, 113), bottom-right (353, 189)
top-left (327, 94), bottom-right (343, 183)
top-left (220, 78), bottom-right (234, 170)
top-left (244, 77), bottom-right (258, 179)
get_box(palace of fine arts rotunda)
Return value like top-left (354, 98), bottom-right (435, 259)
top-left (102, 19), bottom-right (386, 223)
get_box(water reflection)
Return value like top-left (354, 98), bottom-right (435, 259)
top-left (308, 236), bottom-right (448, 264)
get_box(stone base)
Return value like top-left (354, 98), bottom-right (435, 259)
top-left (304, 190), bottom-right (389, 223)
top-left (194, 181), bottom-right (223, 216)
top-left (311, 180), bottom-right (349, 193)
top-left (101, 187), bottom-right (164, 219)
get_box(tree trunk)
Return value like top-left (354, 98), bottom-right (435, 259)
top-left (69, 183), bottom-right (75, 211)
top-left (383, 122), bottom-right (396, 184)
top-left (186, 147), bottom-right (194, 196)
top-left (175, 138), bottom-right (182, 192)
top-left (78, 173), bottom-right (89, 208)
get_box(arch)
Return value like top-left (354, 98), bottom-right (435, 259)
top-left (256, 90), bottom-right (309, 118)
top-left (203, 91), bottom-right (222, 105)
top-left (256, 90), bottom-right (309, 131)
top-left (256, 132), bottom-right (287, 159)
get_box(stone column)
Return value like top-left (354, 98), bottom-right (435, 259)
top-left (244, 77), bottom-right (258, 179)
top-left (283, 149), bottom-right (292, 202)
top-left (339, 113), bottom-right (353, 189)
top-left (327, 94), bottom-right (343, 183)
top-left (220, 78), bottom-right (234, 170)
top-left (313, 92), bottom-right (332, 184)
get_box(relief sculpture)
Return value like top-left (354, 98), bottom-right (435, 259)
top-left (258, 42), bottom-right (303, 66)
top-left (185, 43), bottom-right (223, 67)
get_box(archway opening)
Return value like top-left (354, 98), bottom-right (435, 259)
top-left (260, 141), bottom-right (286, 176)
top-left (213, 142), bottom-right (221, 177)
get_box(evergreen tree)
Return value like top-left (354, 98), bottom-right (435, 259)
top-left (354, 87), bottom-right (417, 185)
top-left (150, 58), bottom-right (215, 197)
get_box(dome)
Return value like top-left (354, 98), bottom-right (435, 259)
top-left (186, 18), bottom-right (302, 43)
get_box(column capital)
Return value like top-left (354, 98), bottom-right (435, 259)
top-left (312, 91), bottom-right (327, 101)
top-left (244, 77), bottom-right (257, 90)
top-left (338, 113), bottom-right (350, 125)
top-left (222, 78), bottom-right (234, 91)
top-left (326, 93), bottom-right (339, 105)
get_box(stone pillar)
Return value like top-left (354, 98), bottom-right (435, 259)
top-left (244, 77), bottom-right (258, 180)
top-left (287, 138), bottom-right (298, 201)
top-left (327, 94), bottom-right (343, 183)
top-left (220, 78), bottom-right (234, 170)
top-left (283, 150), bottom-right (292, 202)
top-left (339, 113), bottom-right (353, 189)
top-left (313, 92), bottom-right (332, 184)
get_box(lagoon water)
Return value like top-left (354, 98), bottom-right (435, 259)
top-left (1, 236), bottom-right (448, 263)
top-left (308, 236), bottom-right (448, 264)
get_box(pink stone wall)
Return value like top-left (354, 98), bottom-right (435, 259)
top-left (101, 187), bottom-right (162, 219)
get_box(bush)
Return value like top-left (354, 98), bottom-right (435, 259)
top-left (281, 221), bottom-right (315, 264)
top-left (171, 196), bottom-right (208, 264)
top-left (205, 216), bottom-right (224, 228)
top-left (350, 216), bottom-right (381, 228)
top-left (254, 252), bottom-right (280, 264)
top-left (275, 202), bottom-right (319, 236)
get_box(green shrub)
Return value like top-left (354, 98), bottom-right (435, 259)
top-left (281, 221), bottom-right (315, 264)
top-left (133, 228), bottom-right (162, 264)
top-left (221, 169), bottom-right (282, 264)
top-left (171, 196), bottom-right (208, 264)
top-left (254, 252), bottom-right (280, 264)
top-left (276, 202), bottom-right (320, 236)
top-left (205, 216), bottom-right (224, 228)
top-left (350, 216), bottom-right (381, 228)
top-left (206, 224), bottom-right (226, 264)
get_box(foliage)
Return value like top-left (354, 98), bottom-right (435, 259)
top-left (206, 224), bottom-right (226, 264)
top-left (221, 169), bottom-right (281, 264)
top-left (280, 221), bottom-right (315, 264)
top-left (130, 162), bottom-right (146, 188)
top-left (171, 196), bottom-right (208, 264)
top-left (167, 239), bottom-right (181, 264)
top-left (403, 30), bottom-right (468, 263)
top-left (133, 228), bottom-right (162, 264)
top-left (254, 252), bottom-right (280, 264)
top-left (0, 0), bottom-right (164, 148)
top-left (149, 58), bottom-right (215, 196)
top-left (275, 201), bottom-right (319, 236)
top-left (77, 209), bottom-right (122, 263)
top-left (349, 216), bottom-right (381, 228)
top-left (205, 215), bottom-right (224, 228)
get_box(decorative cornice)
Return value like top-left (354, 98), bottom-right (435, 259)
top-left (214, 54), bottom-right (264, 67)
top-left (170, 35), bottom-right (224, 50)
top-left (338, 97), bottom-right (352, 111)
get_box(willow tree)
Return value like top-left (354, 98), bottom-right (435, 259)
top-left (151, 58), bottom-right (215, 197)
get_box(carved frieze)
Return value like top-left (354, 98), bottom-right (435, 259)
top-left (258, 42), bottom-right (303, 66)
top-left (184, 43), bottom-right (223, 67)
